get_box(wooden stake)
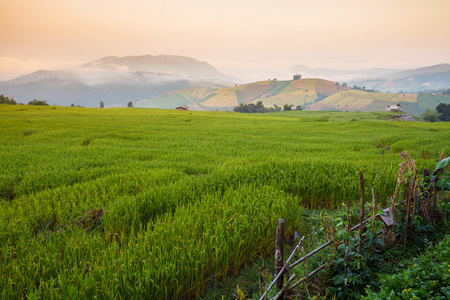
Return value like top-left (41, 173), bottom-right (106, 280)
top-left (275, 219), bottom-right (285, 293)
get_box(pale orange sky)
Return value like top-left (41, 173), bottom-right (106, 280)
top-left (1, 0), bottom-right (449, 81)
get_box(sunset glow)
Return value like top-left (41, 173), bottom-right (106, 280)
top-left (1, 0), bottom-right (449, 81)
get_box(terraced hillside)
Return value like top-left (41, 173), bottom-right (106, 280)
top-left (136, 85), bottom-right (221, 110)
top-left (310, 90), bottom-right (450, 115)
top-left (137, 78), bottom-right (350, 110)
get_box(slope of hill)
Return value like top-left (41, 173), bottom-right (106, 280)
top-left (135, 85), bottom-right (220, 110)
top-left (137, 77), bottom-right (450, 114)
top-left (348, 64), bottom-right (450, 93)
top-left (137, 78), bottom-right (351, 110)
top-left (310, 90), bottom-right (450, 115)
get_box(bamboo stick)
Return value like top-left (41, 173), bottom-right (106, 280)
top-left (290, 240), bottom-right (332, 268)
top-left (287, 263), bottom-right (327, 291)
top-left (260, 236), bottom-right (305, 300)
top-left (271, 274), bottom-right (297, 300)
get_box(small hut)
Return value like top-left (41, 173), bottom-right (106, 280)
top-left (386, 105), bottom-right (402, 112)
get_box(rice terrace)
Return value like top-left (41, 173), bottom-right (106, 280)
top-left (0, 103), bottom-right (449, 299)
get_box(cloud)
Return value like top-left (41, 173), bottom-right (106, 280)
top-left (0, 57), bottom-right (83, 81)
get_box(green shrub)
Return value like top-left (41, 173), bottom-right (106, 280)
top-left (363, 234), bottom-right (450, 300)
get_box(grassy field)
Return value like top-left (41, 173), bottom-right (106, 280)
top-left (0, 105), bottom-right (449, 298)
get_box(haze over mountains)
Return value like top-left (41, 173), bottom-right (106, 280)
top-left (0, 55), bottom-right (235, 107)
top-left (348, 63), bottom-right (450, 93)
top-left (0, 54), bottom-right (449, 110)
top-left (291, 65), bottom-right (404, 82)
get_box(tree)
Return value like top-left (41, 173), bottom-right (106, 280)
top-left (255, 101), bottom-right (264, 113)
top-left (283, 104), bottom-right (292, 111)
top-left (99, 101), bottom-right (104, 108)
top-left (273, 104), bottom-right (281, 112)
top-left (0, 94), bottom-right (17, 105)
top-left (127, 101), bottom-right (133, 108)
top-left (27, 100), bottom-right (49, 106)
top-left (421, 109), bottom-right (442, 122)
top-left (436, 103), bottom-right (450, 121)
top-left (246, 103), bottom-right (257, 113)
top-left (70, 103), bottom-right (75, 107)
top-left (296, 105), bottom-right (303, 111)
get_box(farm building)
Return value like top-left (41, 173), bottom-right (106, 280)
top-left (391, 115), bottom-right (415, 121)
top-left (386, 105), bottom-right (402, 112)
top-left (175, 105), bottom-right (188, 111)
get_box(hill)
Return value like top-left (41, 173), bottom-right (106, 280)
top-left (137, 77), bottom-right (450, 115)
top-left (310, 90), bottom-right (450, 115)
top-left (348, 64), bottom-right (450, 93)
top-left (137, 78), bottom-right (351, 110)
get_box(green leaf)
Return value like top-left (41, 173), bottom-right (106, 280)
top-left (344, 231), bottom-right (350, 240)
top-left (433, 157), bottom-right (450, 175)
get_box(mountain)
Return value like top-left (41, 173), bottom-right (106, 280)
top-left (82, 55), bottom-right (236, 81)
top-left (348, 64), bottom-right (450, 93)
top-left (291, 65), bottom-right (403, 82)
top-left (380, 64), bottom-right (450, 80)
top-left (0, 55), bottom-right (236, 107)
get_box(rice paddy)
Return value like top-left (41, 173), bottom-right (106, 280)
top-left (0, 104), bottom-right (449, 298)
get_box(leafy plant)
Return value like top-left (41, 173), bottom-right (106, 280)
top-left (363, 234), bottom-right (450, 300)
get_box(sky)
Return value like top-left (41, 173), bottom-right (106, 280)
top-left (1, 0), bottom-right (450, 81)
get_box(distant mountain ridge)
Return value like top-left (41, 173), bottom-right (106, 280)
top-left (0, 55), bottom-right (236, 107)
top-left (291, 65), bottom-right (404, 81)
top-left (348, 64), bottom-right (450, 93)
top-left (82, 54), bottom-right (235, 81)
top-left (380, 63), bottom-right (450, 80)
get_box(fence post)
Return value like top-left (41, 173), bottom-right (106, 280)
top-left (275, 218), bottom-right (285, 294)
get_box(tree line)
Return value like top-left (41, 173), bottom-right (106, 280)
top-left (233, 101), bottom-right (302, 113)
top-left (421, 103), bottom-right (450, 122)
top-left (1, 94), bottom-right (49, 106)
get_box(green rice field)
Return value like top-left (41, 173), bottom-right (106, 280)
top-left (1, 105), bottom-right (449, 298)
